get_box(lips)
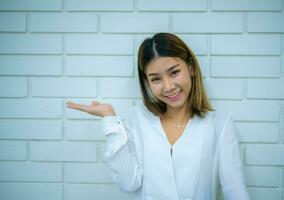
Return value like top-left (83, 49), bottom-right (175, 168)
top-left (164, 90), bottom-right (183, 103)
top-left (165, 92), bottom-right (180, 98)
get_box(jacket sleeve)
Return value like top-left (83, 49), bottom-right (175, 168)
top-left (101, 115), bottom-right (143, 193)
top-left (217, 113), bottom-right (251, 200)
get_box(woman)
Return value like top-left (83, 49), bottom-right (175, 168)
top-left (67, 33), bottom-right (250, 200)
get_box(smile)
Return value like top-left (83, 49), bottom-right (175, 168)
top-left (164, 90), bottom-right (182, 101)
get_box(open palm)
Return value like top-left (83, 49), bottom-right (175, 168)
top-left (67, 101), bottom-right (115, 117)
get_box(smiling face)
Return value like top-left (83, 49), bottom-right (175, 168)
top-left (146, 56), bottom-right (192, 111)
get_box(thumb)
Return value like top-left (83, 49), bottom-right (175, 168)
top-left (92, 101), bottom-right (100, 106)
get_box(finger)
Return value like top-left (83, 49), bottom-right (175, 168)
top-left (92, 101), bottom-right (100, 106)
top-left (67, 102), bottom-right (86, 111)
top-left (67, 101), bottom-right (76, 108)
top-left (67, 101), bottom-right (80, 109)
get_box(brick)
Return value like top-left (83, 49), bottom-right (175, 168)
top-left (239, 144), bottom-right (246, 162)
top-left (211, 57), bottom-right (281, 78)
top-left (64, 120), bottom-right (104, 141)
top-left (0, 142), bottom-right (26, 160)
top-left (198, 57), bottom-right (208, 77)
top-left (0, 0), bottom-right (62, 11)
top-left (177, 35), bottom-right (208, 56)
top-left (100, 78), bottom-right (140, 98)
top-left (66, 56), bottom-right (133, 76)
top-left (66, 34), bottom-right (133, 55)
top-left (283, 168), bottom-right (284, 187)
top-left (98, 142), bottom-right (106, 162)
top-left (0, 34), bottom-right (62, 54)
top-left (282, 124), bottom-right (284, 144)
top-left (282, 58), bottom-right (284, 78)
top-left (246, 144), bottom-right (284, 165)
top-left (66, 0), bottom-right (133, 11)
top-left (0, 77), bottom-right (27, 97)
top-left (30, 142), bottom-right (97, 162)
top-left (244, 166), bottom-right (279, 187)
top-left (248, 188), bottom-right (280, 200)
top-left (235, 122), bottom-right (279, 143)
top-left (173, 13), bottom-right (243, 33)
top-left (0, 162), bottom-right (62, 182)
top-left (32, 77), bottom-right (97, 97)
top-left (0, 99), bottom-right (62, 119)
top-left (247, 80), bottom-right (284, 99)
top-left (211, 35), bottom-right (281, 55)
top-left (0, 55), bottom-right (62, 75)
top-left (0, 183), bottom-right (62, 200)
top-left (0, 13), bottom-right (25, 32)
top-left (102, 13), bottom-right (169, 33)
top-left (64, 184), bottom-right (132, 200)
top-left (211, 0), bottom-right (281, 11)
top-left (65, 163), bottom-right (111, 183)
top-left (282, 37), bottom-right (284, 58)
top-left (205, 79), bottom-right (243, 99)
top-left (138, 0), bottom-right (206, 11)
top-left (0, 119), bottom-right (62, 140)
top-left (212, 101), bottom-right (280, 121)
top-left (30, 13), bottom-right (97, 33)
top-left (248, 13), bottom-right (284, 33)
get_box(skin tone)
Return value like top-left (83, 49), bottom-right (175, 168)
top-left (146, 56), bottom-right (193, 122)
top-left (146, 57), bottom-right (193, 144)
top-left (67, 56), bottom-right (193, 135)
top-left (66, 101), bottom-right (115, 117)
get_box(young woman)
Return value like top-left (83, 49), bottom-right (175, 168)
top-left (67, 33), bottom-right (250, 200)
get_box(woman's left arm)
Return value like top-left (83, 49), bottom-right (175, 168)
top-left (217, 113), bottom-right (251, 200)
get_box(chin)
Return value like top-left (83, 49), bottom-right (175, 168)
top-left (167, 103), bottom-right (186, 109)
top-left (163, 93), bottom-right (188, 108)
top-left (164, 99), bottom-right (188, 109)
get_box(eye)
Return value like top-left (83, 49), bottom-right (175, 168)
top-left (151, 78), bottom-right (160, 83)
top-left (171, 70), bottom-right (180, 76)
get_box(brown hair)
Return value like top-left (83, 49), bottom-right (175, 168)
top-left (137, 32), bottom-right (213, 118)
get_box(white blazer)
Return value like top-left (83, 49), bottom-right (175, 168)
top-left (101, 104), bottom-right (250, 200)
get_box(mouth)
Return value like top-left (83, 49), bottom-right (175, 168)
top-left (164, 90), bottom-right (182, 101)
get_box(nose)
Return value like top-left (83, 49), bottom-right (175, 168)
top-left (163, 77), bottom-right (175, 92)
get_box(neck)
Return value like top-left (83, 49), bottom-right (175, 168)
top-left (162, 104), bottom-right (193, 122)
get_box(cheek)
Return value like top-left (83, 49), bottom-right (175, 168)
top-left (176, 74), bottom-right (188, 84)
top-left (178, 74), bottom-right (192, 89)
top-left (149, 83), bottom-right (161, 95)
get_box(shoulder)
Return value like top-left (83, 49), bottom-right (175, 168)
top-left (200, 109), bottom-right (231, 121)
top-left (201, 109), bottom-right (233, 132)
top-left (215, 109), bottom-right (232, 124)
top-left (214, 109), bottom-right (234, 137)
top-left (123, 102), bottom-right (156, 122)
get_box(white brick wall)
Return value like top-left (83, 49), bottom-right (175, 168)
top-left (0, 0), bottom-right (283, 200)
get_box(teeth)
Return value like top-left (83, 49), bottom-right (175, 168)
top-left (167, 91), bottom-right (180, 97)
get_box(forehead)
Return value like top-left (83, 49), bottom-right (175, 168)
top-left (146, 57), bottom-right (185, 74)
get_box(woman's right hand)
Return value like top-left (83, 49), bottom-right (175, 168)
top-left (66, 101), bottom-right (116, 117)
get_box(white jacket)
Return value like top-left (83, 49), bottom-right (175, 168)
top-left (101, 104), bottom-right (250, 200)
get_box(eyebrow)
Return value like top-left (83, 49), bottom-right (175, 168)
top-left (147, 64), bottom-right (179, 77)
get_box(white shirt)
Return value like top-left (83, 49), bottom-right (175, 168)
top-left (101, 104), bottom-right (250, 200)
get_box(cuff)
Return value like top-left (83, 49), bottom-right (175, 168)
top-left (101, 115), bottom-right (123, 136)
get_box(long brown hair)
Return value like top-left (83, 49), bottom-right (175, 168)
top-left (137, 32), bottom-right (212, 118)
